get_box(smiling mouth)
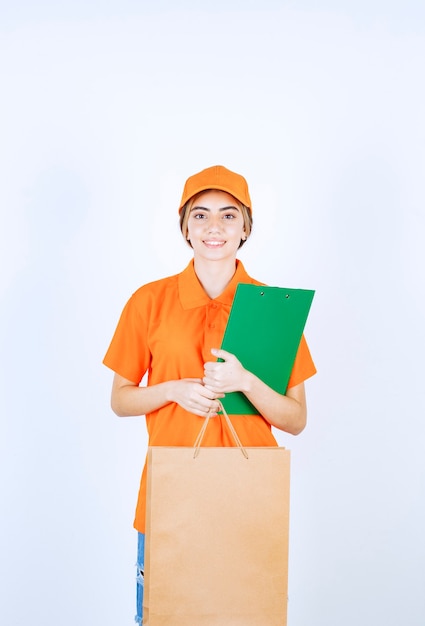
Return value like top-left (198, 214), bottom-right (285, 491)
top-left (203, 240), bottom-right (226, 247)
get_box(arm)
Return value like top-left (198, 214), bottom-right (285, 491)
top-left (203, 349), bottom-right (307, 435)
top-left (110, 373), bottom-right (224, 418)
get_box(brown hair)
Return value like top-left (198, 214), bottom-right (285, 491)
top-left (179, 190), bottom-right (253, 249)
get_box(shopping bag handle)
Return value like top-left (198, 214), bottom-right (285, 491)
top-left (193, 402), bottom-right (249, 460)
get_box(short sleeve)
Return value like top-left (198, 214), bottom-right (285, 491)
top-left (103, 292), bottom-right (151, 384)
top-left (286, 334), bottom-right (316, 389)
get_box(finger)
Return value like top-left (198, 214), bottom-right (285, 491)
top-left (203, 376), bottom-right (219, 390)
top-left (203, 361), bottom-right (220, 374)
top-left (203, 383), bottom-right (225, 399)
top-left (211, 348), bottom-right (235, 361)
top-left (206, 402), bottom-right (221, 417)
top-left (199, 384), bottom-right (221, 399)
top-left (191, 402), bottom-right (216, 418)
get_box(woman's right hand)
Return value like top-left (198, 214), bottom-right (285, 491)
top-left (111, 373), bottom-right (223, 418)
top-left (168, 378), bottom-right (224, 418)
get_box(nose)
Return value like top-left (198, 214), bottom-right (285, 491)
top-left (207, 213), bottom-right (222, 232)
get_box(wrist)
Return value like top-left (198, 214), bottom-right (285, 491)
top-left (163, 380), bottom-right (177, 404)
top-left (241, 370), bottom-right (255, 395)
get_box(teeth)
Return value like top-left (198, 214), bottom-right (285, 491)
top-left (205, 241), bottom-right (224, 246)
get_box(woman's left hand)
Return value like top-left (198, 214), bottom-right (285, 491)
top-left (203, 348), bottom-right (250, 394)
top-left (204, 347), bottom-right (307, 435)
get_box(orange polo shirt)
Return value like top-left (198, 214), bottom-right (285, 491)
top-left (103, 260), bottom-right (316, 532)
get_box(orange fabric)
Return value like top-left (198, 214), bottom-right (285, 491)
top-left (103, 260), bottom-right (316, 533)
top-left (178, 165), bottom-right (252, 212)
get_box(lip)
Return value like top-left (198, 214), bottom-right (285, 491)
top-left (203, 240), bottom-right (226, 248)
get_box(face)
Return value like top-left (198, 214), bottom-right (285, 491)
top-left (185, 190), bottom-right (247, 262)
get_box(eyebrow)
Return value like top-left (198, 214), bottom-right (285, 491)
top-left (190, 205), bottom-right (240, 212)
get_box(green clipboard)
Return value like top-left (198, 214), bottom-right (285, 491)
top-left (219, 284), bottom-right (315, 414)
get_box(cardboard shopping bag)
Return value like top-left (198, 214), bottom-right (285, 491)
top-left (143, 411), bottom-right (291, 626)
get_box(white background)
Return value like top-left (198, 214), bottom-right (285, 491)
top-left (1, 1), bottom-right (424, 625)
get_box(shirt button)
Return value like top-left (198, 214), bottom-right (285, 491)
top-left (211, 303), bottom-right (218, 309)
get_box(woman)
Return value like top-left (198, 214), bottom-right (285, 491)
top-left (103, 164), bottom-right (316, 624)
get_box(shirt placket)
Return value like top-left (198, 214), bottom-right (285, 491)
top-left (203, 302), bottom-right (223, 363)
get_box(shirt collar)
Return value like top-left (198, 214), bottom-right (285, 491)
top-left (178, 259), bottom-right (255, 310)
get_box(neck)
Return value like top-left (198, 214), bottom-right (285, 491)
top-left (193, 257), bottom-right (238, 299)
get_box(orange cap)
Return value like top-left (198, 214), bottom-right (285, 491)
top-left (178, 165), bottom-right (252, 213)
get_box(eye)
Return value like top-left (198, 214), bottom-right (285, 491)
top-left (192, 212), bottom-right (207, 219)
top-left (223, 212), bottom-right (237, 219)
